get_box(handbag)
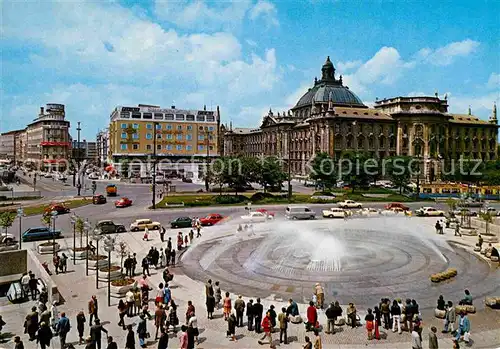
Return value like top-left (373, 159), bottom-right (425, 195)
top-left (464, 331), bottom-right (470, 342)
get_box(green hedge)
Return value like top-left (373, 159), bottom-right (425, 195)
top-left (214, 195), bottom-right (248, 204)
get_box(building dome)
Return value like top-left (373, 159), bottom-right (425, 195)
top-left (294, 56), bottom-right (366, 109)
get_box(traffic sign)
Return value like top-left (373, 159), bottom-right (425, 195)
top-left (17, 208), bottom-right (24, 217)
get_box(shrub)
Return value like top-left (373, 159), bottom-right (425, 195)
top-left (111, 278), bottom-right (135, 287)
top-left (213, 195), bottom-right (247, 205)
top-left (88, 254), bottom-right (107, 261)
top-left (99, 265), bottom-right (121, 272)
top-left (250, 192), bottom-right (275, 202)
top-left (312, 191), bottom-right (335, 196)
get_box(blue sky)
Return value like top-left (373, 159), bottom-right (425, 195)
top-left (1, 0), bottom-right (499, 139)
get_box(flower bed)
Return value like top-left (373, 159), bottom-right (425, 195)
top-left (69, 247), bottom-right (89, 260)
top-left (99, 265), bottom-right (121, 273)
top-left (97, 265), bottom-right (122, 282)
top-left (110, 278), bottom-right (135, 297)
top-left (88, 255), bottom-right (108, 270)
top-left (37, 242), bottom-right (60, 254)
top-left (430, 268), bottom-right (457, 283)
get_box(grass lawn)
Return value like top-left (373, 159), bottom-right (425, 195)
top-left (0, 198), bottom-right (92, 216)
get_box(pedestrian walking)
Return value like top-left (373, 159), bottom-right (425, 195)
top-left (179, 325), bottom-right (188, 348)
top-left (60, 253), bottom-right (68, 273)
top-left (391, 299), bottom-right (402, 334)
top-left (223, 292), bottom-right (232, 321)
top-left (29, 272), bottom-right (39, 300)
top-left (76, 310), bottom-right (86, 344)
top-left (412, 325), bottom-right (423, 349)
top-left (158, 327), bottom-right (168, 349)
top-left (56, 312), bottom-right (71, 349)
top-left (159, 248), bottom-right (165, 267)
top-left (53, 254), bottom-right (60, 275)
top-left (234, 295), bottom-right (245, 327)
top-left (88, 295), bottom-right (99, 326)
top-left (143, 227), bottom-right (149, 241)
top-left (131, 253), bottom-right (137, 276)
top-left (154, 304), bottom-right (165, 340)
top-left (126, 289), bottom-right (135, 317)
top-left (254, 298), bottom-right (264, 333)
top-left (258, 311), bottom-right (273, 347)
top-left (137, 314), bottom-right (147, 348)
top-left (90, 318), bottom-right (108, 349)
top-left (429, 326), bottom-right (439, 349)
top-left (188, 312), bottom-right (199, 344)
top-left (118, 299), bottom-right (127, 329)
top-left (36, 321), bottom-right (53, 349)
top-left (125, 324), bottom-right (135, 349)
top-left (24, 306), bottom-right (39, 341)
top-left (106, 336), bottom-right (118, 349)
top-left (14, 336), bottom-right (24, 349)
top-left (215, 281), bottom-right (222, 309)
top-left (278, 307), bottom-right (288, 344)
top-left (246, 299), bottom-right (254, 331)
top-left (171, 249), bottom-right (176, 267)
top-left (160, 226), bottom-right (166, 242)
top-left (141, 257), bottom-right (150, 276)
top-left (443, 301), bottom-right (456, 333)
top-left (227, 312), bottom-right (237, 342)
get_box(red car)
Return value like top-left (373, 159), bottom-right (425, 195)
top-left (255, 208), bottom-right (275, 217)
top-left (115, 197), bottom-right (133, 208)
top-left (385, 202), bottom-right (409, 211)
top-left (199, 214), bottom-right (225, 226)
top-left (44, 204), bottom-right (70, 215)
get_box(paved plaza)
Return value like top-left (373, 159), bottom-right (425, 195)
top-left (1, 213), bottom-right (500, 348)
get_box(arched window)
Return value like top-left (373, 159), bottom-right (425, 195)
top-left (358, 135), bottom-right (365, 149)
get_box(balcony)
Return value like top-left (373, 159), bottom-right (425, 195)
top-left (40, 141), bottom-right (70, 146)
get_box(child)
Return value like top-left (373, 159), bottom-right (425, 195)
top-left (143, 227), bottom-right (149, 241)
top-left (184, 234), bottom-right (189, 246)
top-left (215, 281), bottom-right (222, 309)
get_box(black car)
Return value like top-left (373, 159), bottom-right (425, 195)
top-left (96, 220), bottom-right (126, 234)
top-left (22, 227), bottom-right (61, 242)
top-left (170, 216), bottom-right (193, 229)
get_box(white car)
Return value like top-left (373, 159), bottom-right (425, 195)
top-left (130, 219), bottom-right (162, 232)
top-left (240, 211), bottom-right (273, 222)
top-left (88, 172), bottom-right (100, 180)
top-left (338, 200), bottom-right (362, 209)
top-left (416, 207), bottom-right (445, 217)
top-left (322, 207), bottom-right (346, 218)
top-left (359, 208), bottom-right (380, 216)
top-left (43, 172), bottom-right (53, 178)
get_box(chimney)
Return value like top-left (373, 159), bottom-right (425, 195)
top-left (40, 107), bottom-right (44, 115)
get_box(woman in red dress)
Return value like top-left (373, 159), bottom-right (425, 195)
top-left (364, 308), bottom-right (375, 340)
top-left (223, 292), bottom-right (232, 321)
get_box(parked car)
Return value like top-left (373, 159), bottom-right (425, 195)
top-left (88, 172), bottom-right (100, 180)
top-left (458, 199), bottom-right (484, 207)
top-left (285, 205), bottom-right (316, 220)
top-left (338, 200), bottom-right (362, 209)
top-left (43, 172), bottom-right (53, 178)
top-left (106, 184), bottom-right (117, 196)
top-left (452, 208), bottom-right (478, 217)
top-left (96, 220), bottom-right (126, 234)
top-left (255, 208), bottom-right (275, 217)
top-left (241, 211), bottom-right (273, 222)
top-left (170, 216), bottom-right (193, 229)
top-left (384, 202), bottom-right (409, 211)
top-left (199, 214), bottom-right (225, 226)
top-left (479, 207), bottom-right (500, 216)
top-left (416, 207), bottom-right (445, 217)
top-left (322, 207), bottom-right (346, 218)
top-left (359, 208), bottom-right (380, 216)
top-left (182, 177), bottom-right (193, 183)
top-left (92, 194), bottom-right (107, 205)
top-left (44, 204), bottom-right (70, 215)
top-left (130, 219), bottom-right (161, 232)
top-left (0, 232), bottom-right (16, 244)
top-left (115, 197), bottom-right (132, 208)
top-left (22, 227), bottom-right (61, 242)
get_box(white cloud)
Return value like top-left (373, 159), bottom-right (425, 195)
top-left (153, 0), bottom-right (252, 31)
top-left (246, 39), bottom-right (258, 47)
top-left (448, 91), bottom-right (499, 117)
top-left (487, 72), bottom-right (500, 89)
top-left (249, 0), bottom-right (279, 27)
top-left (336, 59), bottom-right (362, 72)
top-left (416, 39), bottom-right (480, 66)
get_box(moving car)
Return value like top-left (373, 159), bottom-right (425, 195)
top-left (359, 208), bottom-right (380, 216)
top-left (22, 227), bottom-right (61, 242)
top-left (130, 219), bottom-right (161, 232)
top-left (337, 200), bottom-right (363, 209)
top-left (384, 202), bottom-right (409, 211)
top-left (241, 211), bottom-right (273, 222)
top-left (322, 207), bottom-right (346, 218)
top-left (415, 207), bottom-right (445, 217)
top-left (44, 204), bottom-right (70, 215)
top-left (452, 208), bottom-right (478, 217)
top-left (106, 184), bottom-right (117, 197)
top-left (182, 177), bottom-right (193, 183)
top-left (458, 199), bottom-right (484, 208)
top-left (88, 172), bottom-right (100, 180)
top-left (43, 172), bottom-right (53, 178)
top-left (92, 194), bottom-right (107, 205)
top-left (285, 205), bottom-right (316, 220)
top-left (170, 216), bottom-right (193, 229)
top-left (200, 214), bottom-right (225, 226)
top-left (96, 220), bottom-right (126, 234)
top-left (255, 208), bottom-right (275, 217)
top-left (115, 197), bottom-right (132, 208)
top-left (479, 207), bottom-right (500, 216)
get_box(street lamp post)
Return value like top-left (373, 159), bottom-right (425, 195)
top-left (152, 122), bottom-right (158, 209)
top-left (205, 130), bottom-right (210, 192)
top-left (76, 122), bottom-right (82, 196)
top-left (70, 214), bottom-right (77, 264)
top-left (50, 211), bottom-right (58, 255)
top-left (17, 207), bottom-right (24, 250)
top-left (93, 229), bottom-right (103, 289)
top-left (103, 236), bottom-right (116, 306)
top-left (85, 219), bottom-right (91, 276)
top-left (287, 130), bottom-right (292, 202)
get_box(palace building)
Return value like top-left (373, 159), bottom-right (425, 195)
top-left (223, 56), bottom-right (499, 180)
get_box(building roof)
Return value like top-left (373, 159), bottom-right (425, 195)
top-left (448, 114), bottom-right (495, 126)
top-left (294, 57), bottom-right (365, 109)
top-left (226, 127), bottom-right (259, 135)
top-left (332, 107), bottom-right (393, 121)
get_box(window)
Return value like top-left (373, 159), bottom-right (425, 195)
top-left (133, 123), bottom-right (139, 129)
top-left (177, 134), bottom-right (182, 140)
top-left (176, 145), bottom-right (182, 150)
top-left (132, 134), bottom-right (139, 139)
top-left (166, 145), bottom-right (172, 150)
top-left (196, 115), bottom-right (205, 122)
top-left (206, 115), bottom-right (215, 122)
top-left (120, 112), bottom-right (130, 118)
top-left (146, 124), bottom-right (152, 129)
top-left (199, 126), bottom-right (203, 131)
top-left (156, 133), bottom-right (162, 139)
top-left (209, 145), bottom-right (213, 150)
top-left (198, 145), bottom-right (204, 150)
top-left (133, 144), bottom-right (139, 150)
top-left (121, 144), bottom-right (127, 150)
top-left (198, 135), bottom-right (205, 141)
top-left (154, 113), bottom-right (163, 120)
top-left (146, 144), bottom-right (152, 150)
top-left (165, 114), bottom-right (174, 120)
top-left (146, 133), bottom-right (152, 140)
top-left (186, 114), bottom-right (195, 121)
top-left (167, 134), bottom-right (172, 140)
top-left (186, 145), bottom-right (192, 151)
top-left (175, 114), bottom-right (185, 121)
top-left (157, 145), bottom-right (161, 150)
top-left (121, 133), bottom-right (127, 139)
top-left (143, 113), bottom-right (152, 119)
top-left (186, 134), bottom-right (192, 141)
top-left (131, 113), bottom-right (141, 119)
top-left (208, 126), bottom-right (214, 131)
top-left (187, 125), bottom-right (193, 130)
top-left (156, 124), bottom-right (161, 130)
top-left (177, 125), bottom-right (182, 130)
top-left (209, 135), bottom-right (214, 140)
top-left (167, 125), bottom-right (172, 130)
top-left (120, 123), bottom-right (127, 129)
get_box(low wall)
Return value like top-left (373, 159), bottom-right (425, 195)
top-left (471, 218), bottom-right (500, 236)
top-left (26, 249), bottom-right (60, 304)
top-left (0, 190), bottom-right (42, 199)
top-left (0, 249), bottom-right (27, 277)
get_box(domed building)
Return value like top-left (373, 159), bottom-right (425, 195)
top-left (223, 57), bottom-right (498, 180)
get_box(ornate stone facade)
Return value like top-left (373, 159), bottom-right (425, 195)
top-left (223, 57), bottom-right (499, 180)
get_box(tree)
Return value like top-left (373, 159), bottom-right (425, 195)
top-left (309, 152), bottom-right (336, 191)
top-left (386, 156), bottom-right (418, 194)
top-left (0, 212), bottom-right (16, 234)
top-left (41, 214), bottom-right (51, 228)
top-left (75, 217), bottom-right (85, 248)
top-left (445, 198), bottom-right (457, 213)
top-left (479, 211), bottom-right (493, 235)
top-left (256, 156), bottom-right (287, 192)
top-left (339, 151), bottom-right (377, 193)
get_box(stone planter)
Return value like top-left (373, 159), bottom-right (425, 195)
top-left (97, 266), bottom-right (122, 282)
top-left (110, 278), bottom-right (135, 297)
top-left (491, 256), bottom-right (499, 262)
top-left (69, 248), bottom-right (89, 260)
top-left (37, 242), bottom-right (60, 254)
top-left (0, 243), bottom-right (19, 252)
top-left (482, 235), bottom-right (499, 243)
top-left (88, 255), bottom-right (108, 270)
